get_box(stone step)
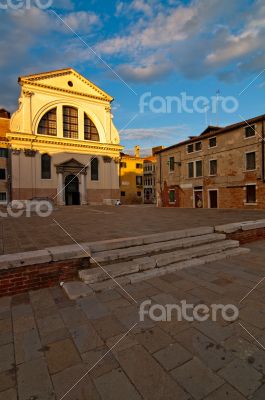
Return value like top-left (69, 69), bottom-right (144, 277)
top-left (89, 233), bottom-right (226, 265)
top-left (79, 239), bottom-right (239, 284)
top-left (87, 247), bottom-right (250, 292)
top-left (88, 226), bottom-right (214, 253)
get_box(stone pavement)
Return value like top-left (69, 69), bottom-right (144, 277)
top-left (0, 241), bottom-right (265, 399)
top-left (1, 205), bottom-right (265, 254)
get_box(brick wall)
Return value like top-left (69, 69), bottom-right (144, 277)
top-left (0, 258), bottom-right (89, 297)
top-left (228, 227), bottom-right (265, 244)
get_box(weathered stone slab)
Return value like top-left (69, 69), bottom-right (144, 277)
top-left (241, 220), bottom-right (265, 230)
top-left (45, 338), bottom-right (81, 374)
top-left (89, 277), bottom-right (130, 293)
top-left (154, 342), bottom-right (192, 371)
top-left (215, 223), bottom-right (243, 233)
top-left (62, 281), bottom-right (93, 300)
top-left (47, 243), bottom-right (91, 262)
top-left (0, 250), bottom-right (51, 270)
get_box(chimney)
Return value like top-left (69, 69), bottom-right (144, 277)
top-left (134, 145), bottom-right (140, 158)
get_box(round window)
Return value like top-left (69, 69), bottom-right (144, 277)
top-left (68, 81), bottom-right (73, 87)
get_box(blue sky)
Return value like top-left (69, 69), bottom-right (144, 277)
top-left (0, 0), bottom-right (265, 154)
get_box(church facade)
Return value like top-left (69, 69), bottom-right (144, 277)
top-left (1, 68), bottom-right (122, 205)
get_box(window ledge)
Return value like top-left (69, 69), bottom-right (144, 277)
top-left (244, 202), bottom-right (257, 205)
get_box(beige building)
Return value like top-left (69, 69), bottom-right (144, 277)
top-left (119, 146), bottom-right (144, 204)
top-left (3, 68), bottom-right (122, 205)
top-left (156, 115), bottom-right (265, 209)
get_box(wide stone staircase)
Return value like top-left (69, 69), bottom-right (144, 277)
top-left (78, 226), bottom-right (249, 293)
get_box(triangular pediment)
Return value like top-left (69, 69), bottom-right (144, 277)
top-left (56, 158), bottom-right (86, 169)
top-left (19, 68), bottom-right (112, 101)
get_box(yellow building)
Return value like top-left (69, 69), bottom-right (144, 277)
top-left (3, 68), bottom-right (123, 205)
top-left (0, 109), bottom-right (10, 204)
top-left (119, 146), bottom-right (144, 204)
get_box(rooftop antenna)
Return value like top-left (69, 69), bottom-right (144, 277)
top-left (216, 89), bottom-right (220, 126)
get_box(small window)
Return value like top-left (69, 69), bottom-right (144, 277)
top-left (0, 169), bottom-right (6, 180)
top-left (195, 142), bottom-right (202, 151)
top-left (136, 176), bottom-right (143, 186)
top-left (0, 148), bottom-right (8, 158)
top-left (188, 162), bottom-right (194, 178)
top-left (120, 162), bottom-right (127, 168)
top-left (137, 191), bottom-right (142, 197)
top-left (246, 185), bottom-right (256, 203)
top-left (169, 156), bottom-right (175, 172)
top-left (246, 152), bottom-right (256, 170)
top-left (209, 159), bottom-right (217, 176)
top-left (169, 189), bottom-right (175, 203)
top-left (0, 192), bottom-right (7, 202)
top-left (121, 191), bottom-right (126, 196)
top-left (136, 163), bottom-right (142, 169)
top-left (41, 154), bottom-right (51, 179)
top-left (91, 158), bottom-right (99, 181)
top-left (209, 137), bottom-right (216, 147)
top-left (196, 160), bottom-right (203, 177)
top-left (187, 144), bottom-right (193, 153)
top-left (245, 125), bottom-right (255, 138)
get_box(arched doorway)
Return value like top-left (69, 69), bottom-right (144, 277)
top-left (65, 174), bottom-right (80, 205)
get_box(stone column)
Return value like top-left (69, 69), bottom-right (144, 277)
top-left (57, 171), bottom-right (65, 205)
top-left (80, 172), bottom-right (87, 205)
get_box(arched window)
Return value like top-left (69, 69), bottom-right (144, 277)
top-left (63, 106), bottom-right (78, 139)
top-left (38, 108), bottom-right (57, 136)
top-left (91, 158), bottom-right (99, 181)
top-left (41, 154), bottom-right (51, 179)
top-left (84, 114), bottom-right (99, 141)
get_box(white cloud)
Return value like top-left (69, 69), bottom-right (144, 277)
top-left (63, 11), bottom-right (100, 33)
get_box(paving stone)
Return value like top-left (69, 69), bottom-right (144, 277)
top-left (205, 383), bottom-right (246, 400)
top-left (40, 327), bottom-right (71, 347)
top-left (0, 344), bottom-right (14, 373)
top-left (51, 363), bottom-right (100, 400)
top-left (0, 369), bottom-right (16, 392)
top-left (116, 344), bottom-right (190, 400)
top-left (45, 338), bottom-right (81, 374)
top-left (62, 281), bottom-right (93, 300)
top-left (218, 358), bottom-right (263, 397)
top-left (81, 346), bottom-right (119, 378)
top-left (17, 358), bottom-right (55, 400)
top-left (194, 320), bottom-right (237, 343)
top-left (252, 383), bottom-right (265, 400)
top-left (37, 313), bottom-right (65, 337)
top-left (154, 341), bottom-right (192, 370)
top-left (239, 307), bottom-right (265, 329)
top-left (14, 328), bottom-right (42, 365)
top-left (158, 319), bottom-right (191, 338)
top-left (135, 326), bottom-right (173, 353)
top-left (94, 368), bottom-right (142, 400)
top-left (171, 357), bottom-right (224, 400)
top-left (0, 297), bottom-right (11, 314)
top-left (13, 315), bottom-right (36, 334)
top-left (105, 333), bottom-right (138, 354)
top-left (91, 315), bottom-right (126, 340)
top-left (59, 305), bottom-right (88, 329)
top-left (12, 303), bottom-right (33, 319)
top-left (29, 288), bottom-right (55, 310)
top-left (78, 296), bottom-right (110, 320)
top-left (0, 388), bottom-right (17, 400)
top-left (70, 323), bottom-right (104, 353)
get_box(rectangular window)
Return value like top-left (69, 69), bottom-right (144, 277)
top-left (196, 160), bottom-right (203, 177)
top-left (195, 142), bottom-right (202, 151)
top-left (136, 176), bottom-right (143, 186)
top-left (246, 185), bottom-right (256, 203)
top-left (63, 106), bottom-right (78, 139)
top-left (209, 159), bottom-right (217, 176)
top-left (187, 144), bottom-right (193, 153)
top-left (120, 162), bottom-right (127, 168)
top-left (169, 189), bottom-right (175, 203)
top-left (121, 191), bottom-right (126, 196)
top-left (246, 152), bottom-right (256, 170)
top-left (0, 192), bottom-right (7, 202)
top-left (136, 163), bottom-right (142, 169)
top-left (0, 169), bottom-right (6, 180)
top-left (0, 148), bottom-right (8, 158)
top-left (169, 156), bottom-right (175, 171)
top-left (188, 162), bottom-right (194, 178)
top-left (245, 125), bottom-right (255, 138)
top-left (209, 137), bottom-right (216, 147)
top-left (137, 191), bottom-right (142, 197)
